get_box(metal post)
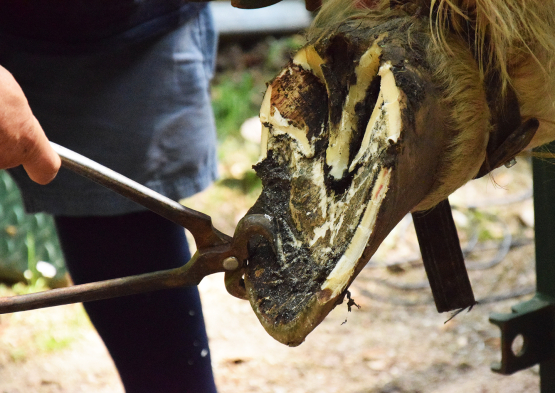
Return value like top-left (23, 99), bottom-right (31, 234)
top-left (489, 145), bottom-right (555, 390)
top-left (532, 147), bottom-right (555, 391)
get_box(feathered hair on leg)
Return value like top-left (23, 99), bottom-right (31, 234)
top-left (308, 0), bottom-right (402, 41)
top-left (431, 0), bottom-right (555, 152)
top-left (311, 0), bottom-right (555, 88)
top-left (431, 0), bottom-right (555, 89)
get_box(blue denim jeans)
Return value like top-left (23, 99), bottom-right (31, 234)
top-left (55, 211), bottom-right (218, 393)
top-left (1, 5), bottom-right (218, 216)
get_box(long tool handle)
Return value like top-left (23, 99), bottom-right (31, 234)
top-left (0, 247), bottom-right (228, 314)
top-left (0, 267), bottom-right (183, 314)
top-left (0, 144), bottom-right (247, 314)
top-left (51, 143), bottom-right (226, 249)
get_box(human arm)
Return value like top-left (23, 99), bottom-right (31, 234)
top-left (0, 65), bottom-right (60, 184)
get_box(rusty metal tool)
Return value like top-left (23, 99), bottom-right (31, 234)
top-left (229, 0), bottom-right (321, 11)
top-left (0, 142), bottom-right (274, 314)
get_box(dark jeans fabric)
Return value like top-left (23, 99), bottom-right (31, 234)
top-left (54, 211), bottom-right (217, 393)
top-left (3, 6), bottom-right (218, 216)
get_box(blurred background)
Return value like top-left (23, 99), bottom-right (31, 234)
top-left (0, 2), bottom-right (542, 392)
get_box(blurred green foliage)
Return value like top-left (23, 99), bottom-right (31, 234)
top-left (212, 35), bottom-right (305, 142)
top-left (212, 72), bottom-right (258, 141)
top-left (0, 171), bottom-right (66, 288)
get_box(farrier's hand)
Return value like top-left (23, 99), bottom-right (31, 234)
top-left (0, 65), bottom-right (60, 184)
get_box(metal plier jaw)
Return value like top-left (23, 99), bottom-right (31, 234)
top-left (0, 143), bottom-right (276, 314)
top-left (224, 213), bottom-right (275, 299)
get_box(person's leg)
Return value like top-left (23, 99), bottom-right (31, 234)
top-left (54, 211), bottom-right (217, 393)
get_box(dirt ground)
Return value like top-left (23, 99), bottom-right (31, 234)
top-left (0, 157), bottom-right (543, 392)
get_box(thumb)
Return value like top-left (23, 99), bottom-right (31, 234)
top-left (21, 116), bottom-right (61, 185)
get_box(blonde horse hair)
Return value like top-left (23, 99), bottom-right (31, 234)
top-left (310, 0), bottom-right (555, 88)
top-left (431, 0), bottom-right (555, 90)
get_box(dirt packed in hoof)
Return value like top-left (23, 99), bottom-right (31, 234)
top-left (0, 158), bottom-right (541, 392)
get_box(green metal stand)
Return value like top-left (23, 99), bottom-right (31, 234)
top-left (490, 146), bottom-right (555, 391)
top-left (531, 150), bottom-right (555, 391)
